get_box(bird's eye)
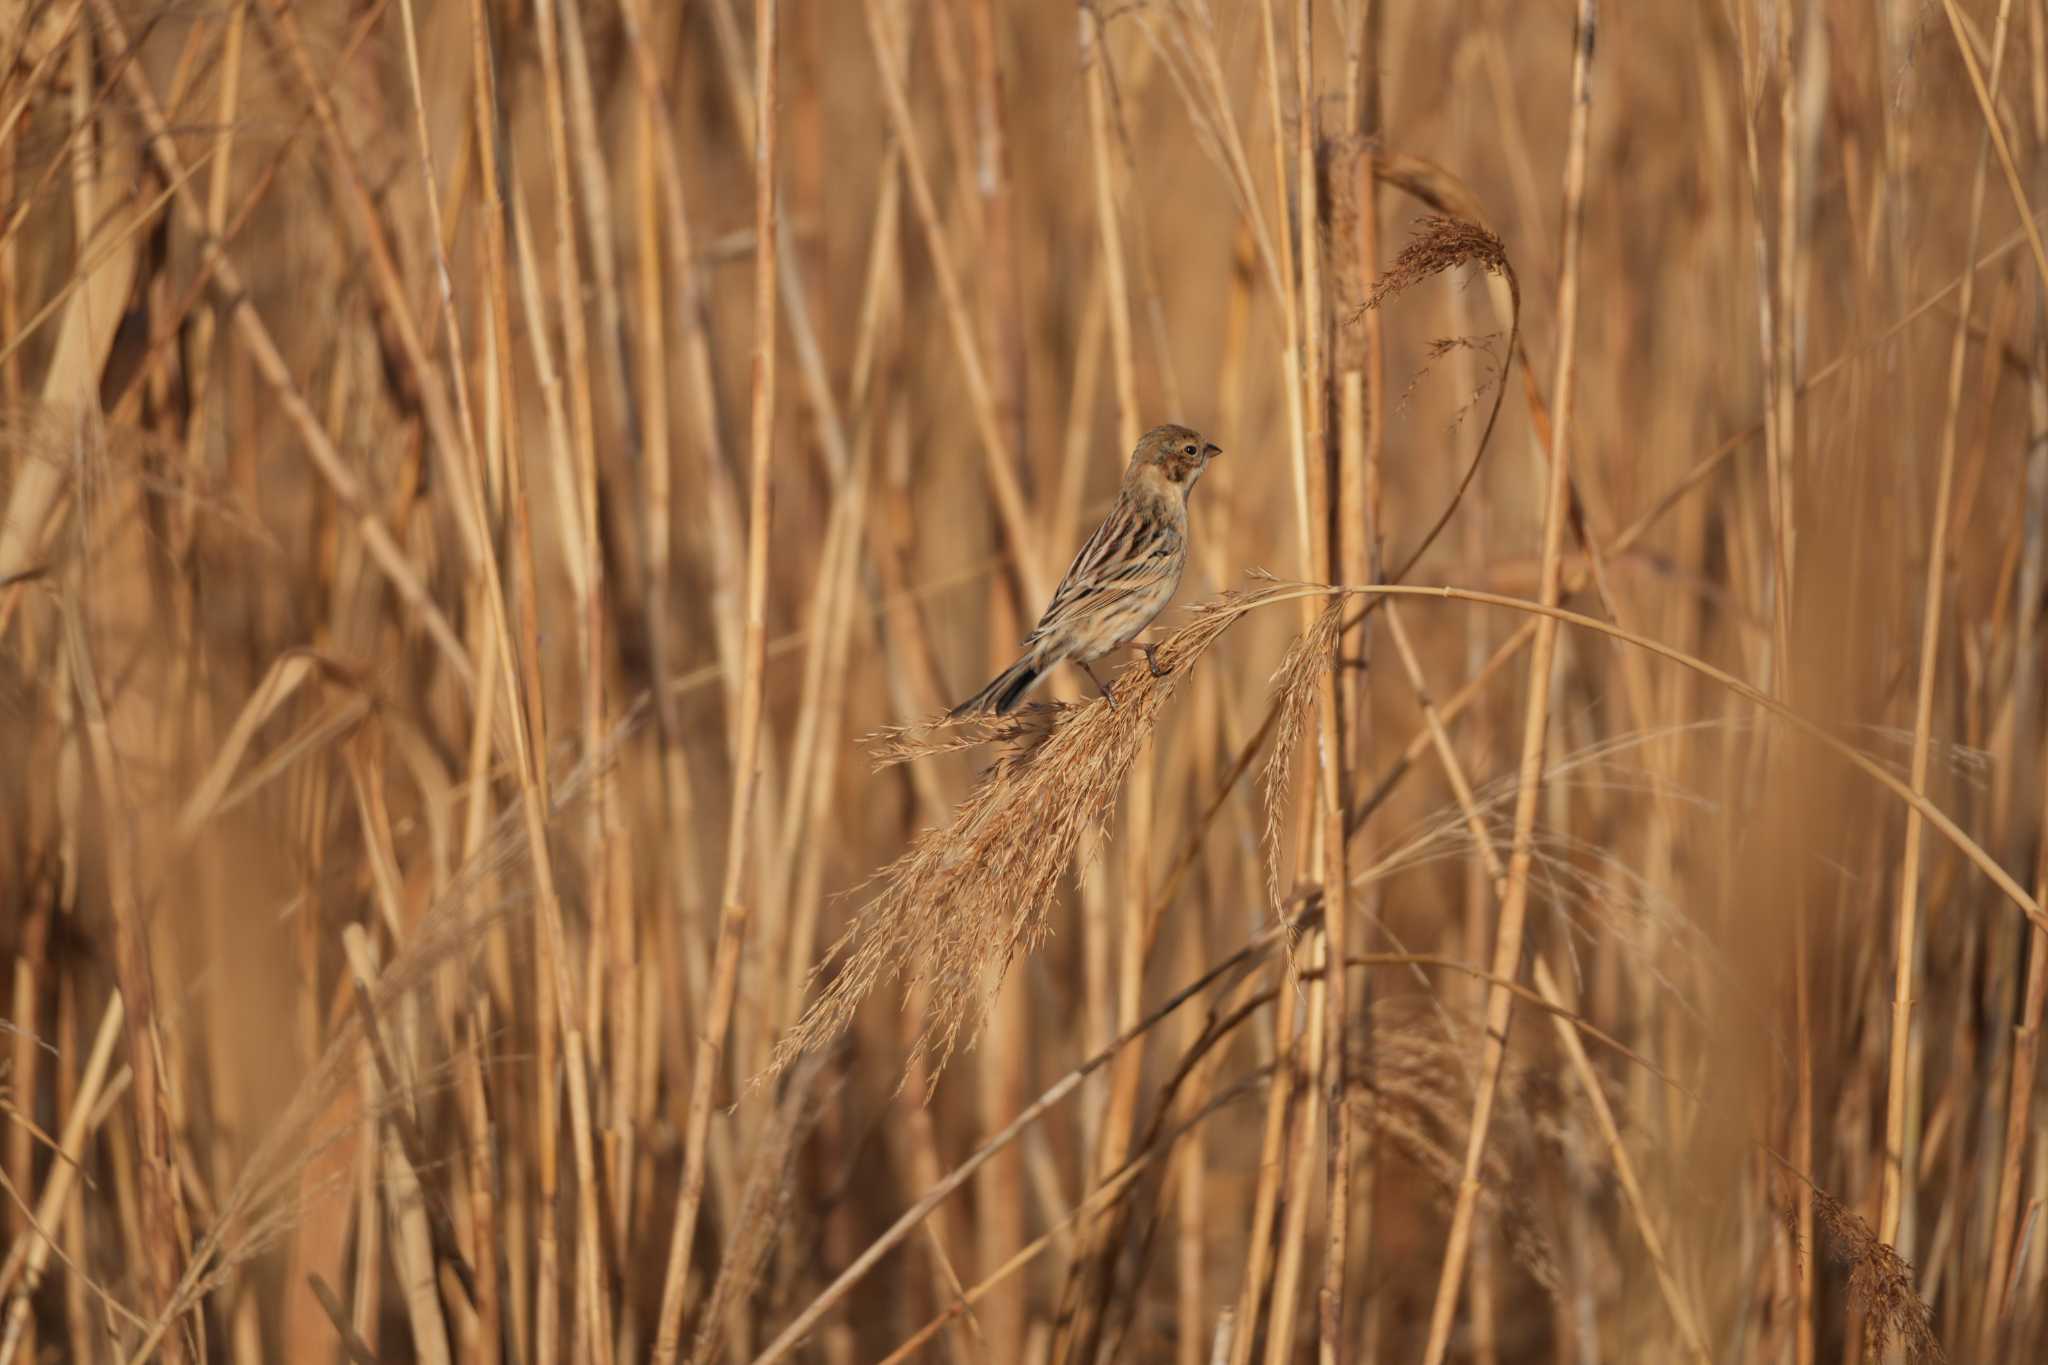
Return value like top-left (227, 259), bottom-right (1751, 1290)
top-left (1182, 444), bottom-right (1197, 455)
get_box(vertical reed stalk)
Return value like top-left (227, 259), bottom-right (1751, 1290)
top-left (652, 2), bottom-right (777, 1358)
top-left (1420, 6), bottom-right (1597, 1361)
top-left (1880, 0), bottom-right (2014, 1256)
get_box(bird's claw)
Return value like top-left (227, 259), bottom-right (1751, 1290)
top-left (1082, 660), bottom-right (1119, 709)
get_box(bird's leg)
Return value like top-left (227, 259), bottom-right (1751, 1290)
top-left (1119, 638), bottom-right (1170, 677)
top-left (1080, 660), bottom-right (1119, 709)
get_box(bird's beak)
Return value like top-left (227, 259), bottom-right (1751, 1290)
top-left (1203, 442), bottom-right (1222, 459)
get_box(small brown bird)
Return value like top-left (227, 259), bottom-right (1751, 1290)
top-left (953, 423), bottom-right (1221, 716)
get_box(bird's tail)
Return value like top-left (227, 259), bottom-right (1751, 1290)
top-left (949, 653), bottom-right (1045, 717)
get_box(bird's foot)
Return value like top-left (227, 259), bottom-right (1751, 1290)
top-left (1081, 660), bottom-right (1119, 710)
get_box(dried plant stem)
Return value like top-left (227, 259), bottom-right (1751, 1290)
top-left (1983, 751), bottom-right (2048, 1344)
top-left (61, 585), bottom-right (189, 1364)
top-left (1284, 4), bottom-right (1357, 1359)
top-left (1049, 12), bottom-right (1160, 1363)
top-left (384, 7), bottom-right (614, 1365)
top-left (1941, 0), bottom-right (2048, 293)
top-left (1880, 0), bottom-right (2013, 1255)
top-left (1419, 7), bottom-right (1596, 1360)
top-left (1531, 958), bottom-right (1711, 1363)
top-left (527, 0), bottom-right (615, 1349)
top-left (82, 0), bottom-right (472, 688)
top-left (614, 0), bottom-right (751, 713)
top-left (651, 2), bottom-right (778, 1358)
top-left (343, 930), bottom-right (452, 1365)
top-left (1226, 955), bottom-right (1300, 1365)
top-left (1332, 140), bottom-right (1383, 1365)
top-left (456, 1012), bottom-right (501, 1365)
top-left (1310, 580), bottom-right (2046, 930)
top-left (1264, 942), bottom-right (1329, 1365)
top-left (0, 992), bottom-right (123, 1365)
top-left (860, 0), bottom-right (1043, 600)
top-left (756, 916), bottom-right (1302, 1365)
top-left (1379, 593), bottom-right (1714, 1357)
top-left (5, 908), bottom-right (44, 1362)
top-left (1085, 7), bottom-right (1140, 458)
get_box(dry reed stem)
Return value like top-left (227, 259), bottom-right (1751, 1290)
top-left (1338, 583), bottom-right (2046, 928)
top-left (92, 0), bottom-right (470, 691)
top-left (1984, 747), bottom-right (2048, 1346)
top-left (59, 580), bottom-right (189, 1363)
top-left (1942, 0), bottom-right (2048, 293)
top-left (342, 928), bottom-right (452, 1365)
top-left (383, 3), bottom-right (612, 1359)
top-left (860, 0), bottom-right (1043, 601)
top-left (1227, 927), bottom-right (1301, 1365)
top-left (1881, 0), bottom-right (2014, 1255)
top-left (756, 910), bottom-right (1307, 1365)
top-left (1330, 128), bottom-right (1384, 1365)
top-left (1053, 18), bottom-right (1155, 1363)
top-left (1754, 7), bottom-right (1824, 1354)
top-left (1263, 933), bottom-right (1327, 1365)
top-left (1269, 11), bottom-right (1356, 1356)
top-left (1530, 957), bottom-right (1710, 1364)
top-left (1420, 8), bottom-right (1597, 1361)
top-left (1379, 589), bottom-right (1715, 1357)
top-left (0, 992), bottom-right (124, 1365)
top-left (652, 2), bottom-right (780, 1358)
top-left (507, 4), bottom-right (618, 1349)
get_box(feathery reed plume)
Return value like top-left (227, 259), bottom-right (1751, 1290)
top-left (1356, 215), bottom-right (1518, 584)
top-left (1258, 594), bottom-right (1346, 924)
top-left (771, 583), bottom-right (1310, 1088)
top-left (1349, 1002), bottom-right (1567, 1299)
top-left (1805, 1185), bottom-right (1944, 1363)
top-left (688, 1049), bottom-right (834, 1365)
top-left (1363, 216), bottom-right (1513, 316)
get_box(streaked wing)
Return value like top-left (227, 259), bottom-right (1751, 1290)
top-left (1026, 496), bottom-right (1182, 644)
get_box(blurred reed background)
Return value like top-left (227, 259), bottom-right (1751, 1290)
top-left (2, 0), bottom-right (2046, 1360)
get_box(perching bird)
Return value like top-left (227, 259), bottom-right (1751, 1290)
top-left (952, 424), bottom-right (1221, 716)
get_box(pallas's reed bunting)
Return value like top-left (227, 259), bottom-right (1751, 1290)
top-left (953, 424), bottom-right (1221, 716)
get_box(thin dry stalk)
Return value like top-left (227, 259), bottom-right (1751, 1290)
top-left (61, 589), bottom-right (189, 1364)
top-left (1530, 957), bottom-right (1710, 1363)
top-left (859, 0), bottom-right (1043, 601)
top-left (455, 1010), bottom-right (501, 1365)
top-left (343, 929), bottom-right (451, 1365)
top-left (1419, 7), bottom-right (1597, 1360)
top-left (1263, 934), bottom-right (1328, 1365)
top-left (1226, 937), bottom-right (1302, 1365)
top-left (1880, 0), bottom-right (2015, 1255)
top-left (1983, 754), bottom-right (2048, 1346)
top-left (0, 992), bottom-right (123, 1365)
top-left (1378, 588), bottom-right (1712, 1359)
top-left (1051, 2), bottom-right (1154, 1348)
top-left (756, 914), bottom-right (1305, 1365)
top-left (1350, 584), bottom-right (2043, 928)
top-left (652, 4), bottom-right (780, 1359)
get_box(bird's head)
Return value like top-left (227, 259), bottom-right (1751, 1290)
top-left (1128, 424), bottom-right (1221, 497)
